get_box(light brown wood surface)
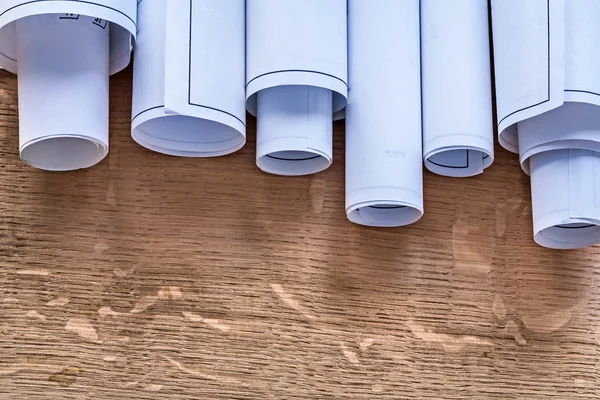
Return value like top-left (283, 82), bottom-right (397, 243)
top-left (1, 67), bottom-right (599, 399)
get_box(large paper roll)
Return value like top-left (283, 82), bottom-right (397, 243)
top-left (492, 0), bottom-right (600, 248)
top-left (131, 0), bottom-right (246, 157)
top-left (246, 0), bottom-right (347, 176)
top-left (0, 0), bottom-right (136, 171)
top-left (345, 0), bottom-right (423, 227)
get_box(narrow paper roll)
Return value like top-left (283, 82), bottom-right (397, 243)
top-left (131, 0), bottom-right (246, 157)
top-left (529, 149), bottom-right (600, 249)
top-left (246, 0), bottom-right (347, 175)
top-left (0, 0), bottom-right (136, 171)
top-left (518, 103), bottom-right (600, 249)
top-left (421, 0), bottom-right (494, 177)
top-left (16, 15), bottom-right (110, 171)
top-left (256, 85), bottom-right (332, 176)
top-left (346, 0), bottom-right (423, 227)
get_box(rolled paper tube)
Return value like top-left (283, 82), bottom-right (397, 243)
top-left (0, 0), bottom-right (136, 171)
top-left (529, 149), bottom-right (600, 249)
top-left (491, 0), bottom-right (600, 156)
top-left (16, 14), bottom-right (110, 171)
top-left (421, 0), bottom-right (494, 177)
top-left (491, 0), bottom-right (565, 153)
top-left (514, 1), bottom-right (600, 175)
top-left (256, 85), bottom-right (332, 176)
top-left (131, 0), bottom-right (246, 157)
top-left (518, 103), bottom-right (600, 249)
top-left (246, 0), bottom-right (347, 176)
top-left (345, 0), bottom-right (423, 227)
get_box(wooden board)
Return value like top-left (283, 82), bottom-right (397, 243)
top-left (0, 68), bottom-right (599, 399)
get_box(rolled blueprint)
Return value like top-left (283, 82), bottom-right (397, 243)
top-left (346, 0), bottom-right (423, 227)
top-left (131, 0), bottom-right (246, 157)
top-left (492, 0), bottom-right (600, 248)
top-left (421, 0), bottom-right (494, 177)
top-left (520, 107), bottom-right (600, 249)
top-left (530, 149), bottom-right (600, 249)
top-left (0, 0), bottom-right (136, 171)
top-left (246, 0), bottom-right (348, 176)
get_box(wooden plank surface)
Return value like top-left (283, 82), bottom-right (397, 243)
top-left (0, 68), bottom-right (599, 399)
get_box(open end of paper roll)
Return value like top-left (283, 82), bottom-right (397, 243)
top-left (15, 14), bottom-right (110, 171)
top-left (347, 201), bottom-right (423, 227)
top-left (256, 85), bottom-right (333, 176)
top-left (536, 222), bottom-right (600, 249)
top-left (530, 149), bottom-right (600, 249)
top-left (21, 136), bottom-right (106, 171)
top-left (425, 148), bottom-right (493, 177)
top-left (133, 113), bottom-right (245, 157)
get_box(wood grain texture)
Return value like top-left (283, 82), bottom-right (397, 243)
top-left (0, 67), bottom-right (599, 399)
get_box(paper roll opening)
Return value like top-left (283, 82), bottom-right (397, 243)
top-left (256, 85), bottom-right (333, 176)
top-left (15, 14), bottom-right (110, 171)
top-left (425, 148), bottom-right (492, 177)
top-left (347, 201), bottom-right (423, 227)
top-left (535, 222), bottom-right (600, 249)
top-left (258, 150), bottom-right (331, 176)
top-left (530, 149), bottom-right (600, 249)
top-left (133, 112), bottom-right (245, 157)
top-left (21, 136), bottom-right (107, 171)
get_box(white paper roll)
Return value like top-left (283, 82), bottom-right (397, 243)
top-left (346, 0), bottom-right (423, 227)
top-left (256, 85), bottom-right (332, 176)
top-left (421, 0), bottom-right (494, 177)
top-left (246, 0), bottom-right (347, 175)
top-left (518, 103), bottom-right (600, 249)
top-left (0, 0), bottom-right (136, 171)
top-left (16, 14), bottom-right (109, 171)
top-left (131, 0), bottom-right (246, 157)
top-left (491, 0), bottom-right (600, 249)
top-left (530, 149), bottom-right (600, 249)
top-left (491, 0), bottom-right (565, 154)
top-left (492, 0), bottom-right (600, 155)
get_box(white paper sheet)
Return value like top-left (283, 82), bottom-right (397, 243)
top-left (493, 0), bottom-right (600, 248)
top-left (131, 0), bottom-right (246, 157)
top-left (421, 0), bottom-right (494, 177)
top-left (345, 0), bottom-right (423, 227)
top-left (246, 0), bottom-right (347, 176)
top-left (0, 0), bottom-right (136, 171)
